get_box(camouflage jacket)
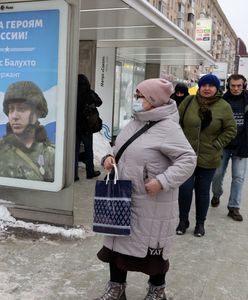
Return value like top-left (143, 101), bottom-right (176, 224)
top-left (0, 130), bottom-right (55, 182)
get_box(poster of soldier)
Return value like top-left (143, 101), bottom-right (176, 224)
top-left (0, 0), bottom-right (69, 191)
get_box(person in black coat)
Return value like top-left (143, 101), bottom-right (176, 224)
top-left (170, 82), bottom-right (189, 106)
top-left (211, 74), bottom-right (248, 221)
top-left (75, 74), bottom-right (102, 180)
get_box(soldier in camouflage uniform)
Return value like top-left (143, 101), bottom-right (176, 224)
top-left (0, 81), bottom-right (55, 182)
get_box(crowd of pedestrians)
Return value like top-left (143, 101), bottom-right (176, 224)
top-left (75, 72), bottom-right (247, 300)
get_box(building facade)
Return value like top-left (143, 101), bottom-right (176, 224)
top-left (147, 0), bottom-right (238, 76)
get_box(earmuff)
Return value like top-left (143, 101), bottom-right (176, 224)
top-left (226, 74), bottom-right (247, 90)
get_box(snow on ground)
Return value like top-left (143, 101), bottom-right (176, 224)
top-left (0, 200), bottom-right (94, 239)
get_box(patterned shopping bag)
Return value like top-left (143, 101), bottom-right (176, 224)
top-left (93, 166), bottom-right (132, 236)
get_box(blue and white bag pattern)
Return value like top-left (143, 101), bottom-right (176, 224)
top-left (93, 164), bottom-right (132, 236)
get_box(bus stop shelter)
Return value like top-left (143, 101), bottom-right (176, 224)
top-left (0, 0), bottom-right (215, 226)
top-left (80, 0), bottom-right (215, 67)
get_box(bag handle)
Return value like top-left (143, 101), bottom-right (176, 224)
top-left (106, 164), bottom-right (118, 184)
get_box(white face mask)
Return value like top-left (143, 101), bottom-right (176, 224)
top-left (132, 98), bottom-right (145, 112)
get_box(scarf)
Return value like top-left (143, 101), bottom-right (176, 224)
top-left (196, 92), bottom-right (221, 130)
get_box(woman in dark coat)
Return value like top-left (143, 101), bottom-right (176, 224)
top-left (75, 74), bottom-right (102, 180)
top-left (170, 82), bottom-right (189, 106)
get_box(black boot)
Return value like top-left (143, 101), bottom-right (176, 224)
top-left (194, 223), bottom-right (205, 237)
top-left (176, 220), bottom-right (190, 235)
top-left (227, 207), bottom-right (243, 221)
top-left (211, 196), bottom-right (220, 207)
top-left (87, 170), bottom-right (101, 179)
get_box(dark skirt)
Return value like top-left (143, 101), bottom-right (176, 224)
top-left (97, 246), bottom-right (169, 276)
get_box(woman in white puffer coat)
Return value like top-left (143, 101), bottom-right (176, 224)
top-left (94, 78), bottom-right (197, 300)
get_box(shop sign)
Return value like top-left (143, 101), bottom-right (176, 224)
top-left (195, 18), bottom-right (212, 51)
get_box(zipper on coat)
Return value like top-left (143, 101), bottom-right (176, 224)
top-left (143, 164), bottom-right (149, 183)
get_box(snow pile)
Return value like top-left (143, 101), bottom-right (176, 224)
top-left (0, 202), bottom-right (94, 239)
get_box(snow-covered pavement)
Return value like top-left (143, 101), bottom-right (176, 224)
top-left (0, 165), bottom-right (248, 300)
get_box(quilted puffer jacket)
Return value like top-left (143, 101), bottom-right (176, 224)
top-left (103, 99), bottom-right (196, 260)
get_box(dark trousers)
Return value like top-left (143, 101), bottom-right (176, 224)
top-left (75, 132), bottom-right (94, 178)
top-left (110, 263), bottom-right (166, 286)
top-left (178, 166), bottom-right (216, 224)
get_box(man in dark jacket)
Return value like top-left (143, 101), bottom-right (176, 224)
top-left (75, 74), bottom-right (102, 180)
top-left (211, 74), bottom-right (248, 221)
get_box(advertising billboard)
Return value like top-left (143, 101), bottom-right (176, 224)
top-left (0, 0), bottom-right (69, 191)
top-left (195, 18), bottom-right (212, 52)
top-left (238, 57), bottom-right (248, 80)
top-left (212, 62), bottom-right (228, 80)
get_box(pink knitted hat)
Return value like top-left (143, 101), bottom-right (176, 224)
top-left (136, 78), bottom-right (173, 107)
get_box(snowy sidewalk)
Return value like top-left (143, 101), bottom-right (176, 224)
top-left (0, 166), bottom-right (248, 300)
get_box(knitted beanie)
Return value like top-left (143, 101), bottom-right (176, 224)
top-left (198, 74), bottom-right (220, 89)
top-left (136, 78), bottom-right (173, 107)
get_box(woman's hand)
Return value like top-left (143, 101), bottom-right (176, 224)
top-left (103, 156), bottom-right (116, 171)
top-left (145, 179), bottom-right (163, 195)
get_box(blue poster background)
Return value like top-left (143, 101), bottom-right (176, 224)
top-left (0, 9), bottom-right (59, 143)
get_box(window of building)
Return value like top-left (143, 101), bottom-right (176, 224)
top-left (177, 18), bottom-right (185, 30)
top-left (188, 0), bottom-right (195, 8)
top-left (187, 13), bottom-right (194, 23)
top-left (178, 3), bottom-right (185, 13)
top-left (158, 0), bottom-right (162, 11)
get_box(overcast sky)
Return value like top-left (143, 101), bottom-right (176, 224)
top-left (217, 0), bottom-right (248, 48)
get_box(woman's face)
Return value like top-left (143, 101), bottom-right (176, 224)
top-left (134, 92), bottom-right (153, 111)
top-left (199, 84), bottom-right (217, 97)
